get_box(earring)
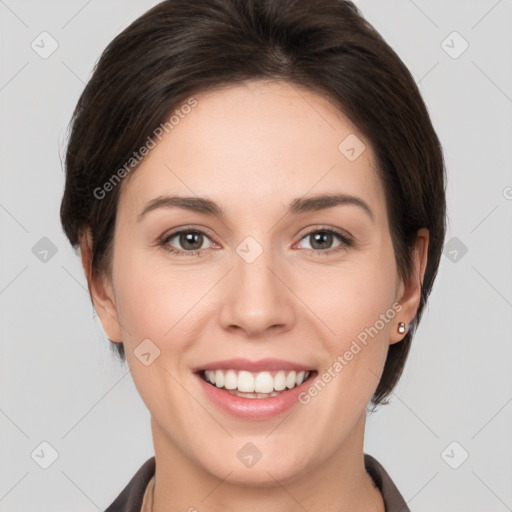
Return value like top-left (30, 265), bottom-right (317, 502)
top-left (397, 322), bottom-right (406, 334)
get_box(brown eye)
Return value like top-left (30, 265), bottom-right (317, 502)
top-left (161, 229), bottom-right (212, 256)
top-left (297, 228), bottom-right (353, 254)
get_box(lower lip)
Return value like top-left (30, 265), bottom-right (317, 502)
top-left (195, 372), bottom-right (315, 420)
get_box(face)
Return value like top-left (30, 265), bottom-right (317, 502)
top-left (86, 80), bottom-right (426, 486)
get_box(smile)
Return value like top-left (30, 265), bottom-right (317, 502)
top-left (194, 358), bottom-right (317, 419)
top-left (200, 369), bottom-right (312, 398)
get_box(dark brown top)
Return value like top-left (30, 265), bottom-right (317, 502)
top-left (104, 453), bottom-right (410, 512)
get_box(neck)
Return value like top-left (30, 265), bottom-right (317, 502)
top-left (150, 411), bottom-right (384, 512)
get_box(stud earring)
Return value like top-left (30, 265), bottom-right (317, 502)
top-left (397, 322), bottom-right (406, 334)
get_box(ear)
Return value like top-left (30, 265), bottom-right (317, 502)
top-left (79, 229), bottom-right (123, 344)
top-left (390, 228), bottom-right (429, 345)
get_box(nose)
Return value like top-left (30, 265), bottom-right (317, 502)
top-left (218, 239), bottom-right (296, 338)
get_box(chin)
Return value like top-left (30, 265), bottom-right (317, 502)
top-left (194, 438), bottom-right (315, 488)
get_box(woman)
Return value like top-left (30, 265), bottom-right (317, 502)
top-left (60, 0), bottom-right (446, 510)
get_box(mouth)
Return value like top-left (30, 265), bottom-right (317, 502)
top-left (193, 358), bottom-right (318, 419)
top-left (198, 368), bottom-right (317, 399)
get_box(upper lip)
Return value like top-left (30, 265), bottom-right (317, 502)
top-left (193, 358), bottom-right (315, 373)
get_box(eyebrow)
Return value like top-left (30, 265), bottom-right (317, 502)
top-left (137, 193), bottom-right (374, 222)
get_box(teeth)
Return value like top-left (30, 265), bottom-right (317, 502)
top-left (238, 370), bottom-right (255, 392)
top-left (226, 389), bottom-right (282, 399)
top-left (203, 369), bottom-right (311, 393)
top-left (286, 371), bottom-right (296, 389)
top-left (254, 372), bottom-right (274, 393)
top-left (215, 370), bottom-right (224, 388)
top-left (274, 370), bottom-right (286, 391)
top-left (224, 370), bottom-right (237, 390)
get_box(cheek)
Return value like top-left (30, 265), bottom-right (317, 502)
top-left (112, 250), bottom-right (213, 351)
top-left (310, 248), bottom-right (398, 349)
top-left (305, 262), bottom-right (397, 407)
top-left (112, 251), bottom-right (175, 341)
top-left (110, 255), bottom-right (200, 407)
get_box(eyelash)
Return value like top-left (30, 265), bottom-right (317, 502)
top-left (159, 226), bottom-right (354, 257)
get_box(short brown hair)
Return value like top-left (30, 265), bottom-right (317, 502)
top-left (60, 0), bottom-right (446, 407)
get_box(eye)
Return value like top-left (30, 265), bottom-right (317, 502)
top-left (159, 226), bottom-right (353, 257)
top-left (296, 228), bottom-right (353, 255)
top-left (160, 228), bottom-right (214, 256)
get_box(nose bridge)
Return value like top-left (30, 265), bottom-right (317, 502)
top-left (219, 233), bottom-right (294, 335)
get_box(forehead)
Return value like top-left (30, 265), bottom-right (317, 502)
top-left (118, 80), bottom-right (387, 224)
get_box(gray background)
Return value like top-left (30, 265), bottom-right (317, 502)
top-left (1, 1), bottom-right (511, 510)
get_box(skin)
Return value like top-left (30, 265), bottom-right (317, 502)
top-left (80, 80), bottom-right (428, 512)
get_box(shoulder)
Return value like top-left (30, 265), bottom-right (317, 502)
top-left (104, 456), bottom-right (156, 512)
top-left (364, 453), bottom-right (411, 512)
